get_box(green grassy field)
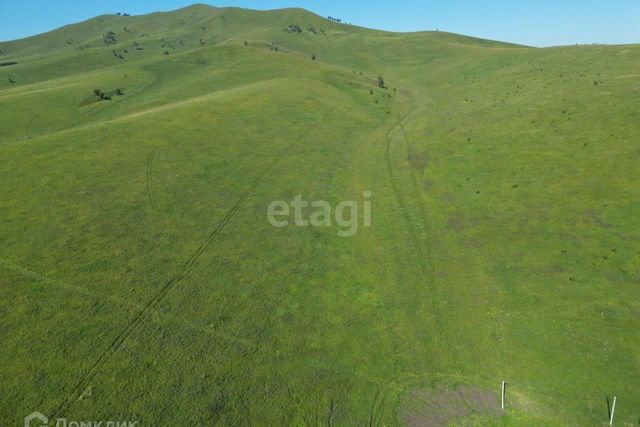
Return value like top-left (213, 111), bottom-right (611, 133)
top-left (1, 4), bottom-right (639, 426)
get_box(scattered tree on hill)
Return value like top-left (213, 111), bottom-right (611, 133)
top-left (377, 76), bottom-right (385, 88)
top-left (103, 31), bottom-right (118, 45)
top-left (286, 24), bottom-right (302, 34)
top-left (164, 50), bottom-right (170, 55)
top-left (93, 89), bottom-right (111, 101)
top-left (244, 40), bottom-right (248, 46)
top-left (311, 54), bottom-right (316, 60)
top-left (8, 77), bottom-right (16, 84)
top-left (115, 88), bottom-right (124, 96)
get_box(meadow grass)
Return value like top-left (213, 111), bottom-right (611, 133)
top-left (0, 4), bottom-right (638, 425)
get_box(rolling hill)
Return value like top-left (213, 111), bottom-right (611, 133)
top-left (1, 4), bottom-right (639, 425)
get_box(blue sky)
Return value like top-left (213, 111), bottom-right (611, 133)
top-left (1, 0), bottom-right (639, 46)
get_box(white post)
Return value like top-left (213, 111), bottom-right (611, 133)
top-left (609, 396), bottom-right (616, 426)
top-left (501, 381), bottom-right (506, 410)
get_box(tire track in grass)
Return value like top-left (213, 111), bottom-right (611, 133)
top-left (50, 104), bottom-right (341, 419)
top-left (386, 111), bottom-right (447, 359)
top-left (369, 106), bottom-right (452, 426)
top-left (398, 120), bottom-right (456, 371)
top-left (146, 148), bottom-right (158, 211)
top-left (369, 382), bottom-right (395, 427)
top-left (367, 110), bottom-right (419, 427)
top-left (367, 111), bottom-right (418, 427)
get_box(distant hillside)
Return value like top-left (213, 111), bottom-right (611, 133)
top-left (0, 4), bottom-right (523, 59)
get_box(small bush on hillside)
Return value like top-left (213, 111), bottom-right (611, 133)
top-left (286, 24), bottom-right (302, 34)
top-left (115, 88), bottom-right (124, 96)
top-left (311, 54), bottom-right (316, 60)
top-left (244, 40), bottom-right (248, 46)
top-left (377, 76), bottom-right (385, 88)
top-left (164, 50), bottom-right (170, 55)
top-left (8, 77), bottom-right (16, 84)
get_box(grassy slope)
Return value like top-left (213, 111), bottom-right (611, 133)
top-left (1, 4), bottom-right (639, 425)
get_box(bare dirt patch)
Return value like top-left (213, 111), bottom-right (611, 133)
top-left (400, 385), bottom-right (499, 427)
